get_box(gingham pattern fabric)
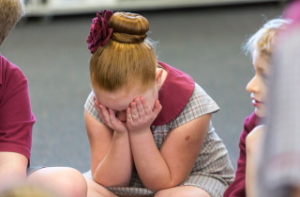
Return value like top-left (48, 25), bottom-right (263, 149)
top-left (84, 83), bottom-right (235, 197)
top-left (257, 25), bottom-right (300, 197)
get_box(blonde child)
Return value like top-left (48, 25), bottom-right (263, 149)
top-left (257, 1), bottom-right (300, 196)
top-left (223, 18), bottom-right (290, 197)
top-left (83, 10), bottom-right (234, 197)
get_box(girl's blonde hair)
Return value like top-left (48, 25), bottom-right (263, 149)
top-left (89, 12), bottom-right (157, 93)
top-left (243, 18), bottom-right (291, 58)
top-left (0, 0), bottom-right (24, 45)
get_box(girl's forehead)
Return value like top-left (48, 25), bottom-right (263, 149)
top-left (92, 86), bottom-right (154, 111)
top-left (252, 51), bottom-right (271, 70)
top-left (93, 86), bottom-right (140, 99)
top-left (94, 90), bottom-right (134, 111)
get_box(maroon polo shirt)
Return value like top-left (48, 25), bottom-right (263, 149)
top-left (223, 111), bottom-right (259, 197)
top-left (0, 54), bottom-right (35, 163)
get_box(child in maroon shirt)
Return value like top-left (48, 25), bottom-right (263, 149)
top-left (224, 18), bottom-right (290, 197)
top-left (0, 54), bottom-right (35, 164)
top-left (257, 1), bottom-right (300, 196)
top-left (0, 1), bottom-right (87, 196)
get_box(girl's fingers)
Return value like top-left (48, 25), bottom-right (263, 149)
top-left (130, 102), bottom-right (139, 120)
top-left (94, 99), bottom-right (102, 115)
top-left (99, 105), bottom-right (108, 116)
top-left (97, 107), bottom-right (104, 119)
top-left (135, 98), bottom-right (145, 117)
top-left (108, 108), bottom-right (118, 124)
top-left (127, 108), bottom-right (133, 123)
top-left (140, 97), bottom-right (151, 115)
top-left (99, 105), bottom-right (110, 123)
top-left (95, 101), bottom-right (103, 117)
top-left (153, 100), bottom-right (162, 117)
top-left (94, 99), bottom-right (99, 108)
top-left (95, 103), bottom-right (101, 112)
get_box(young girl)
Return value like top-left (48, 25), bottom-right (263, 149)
top-left (83, 10), bottom-right (234, 197)
top-left (223, 18), bottom-right (290, 197)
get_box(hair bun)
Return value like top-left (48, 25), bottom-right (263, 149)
top-left (109, 12), bottom-right (149, 43)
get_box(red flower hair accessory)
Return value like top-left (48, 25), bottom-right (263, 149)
top-left (86, 10), bottom-right (114, 53)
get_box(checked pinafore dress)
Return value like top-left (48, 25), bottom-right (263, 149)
top-left (83, 62), bottom-right (235, 197)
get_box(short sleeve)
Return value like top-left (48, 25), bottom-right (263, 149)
top-left (170, 83), bottom-right (219, 129)
top-left (0, 60), bottom-right (35, 162)
top-left (84, 91), bottom-right (103, 123)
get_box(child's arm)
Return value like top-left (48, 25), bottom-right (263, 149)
top-left (0, 152), bottom-right (27, 191)
top-left (84, 109), bottom-right (133, 187)
top-left (126, 97), bottom-right (210, 191)
top-left (246, 125), bottom-right (265, 197)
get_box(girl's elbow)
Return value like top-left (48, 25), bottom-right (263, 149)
top-left (93, 175), bottom-right (130, 187)
top-left (146, 184), bottom-right (171, 192)
top-left (144, 179), bottom-right (179, 191)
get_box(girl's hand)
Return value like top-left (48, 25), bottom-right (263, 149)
top-left (94, 97), bottom-right (128, 133)
top-left (126, 97), bottom-right (162, 133)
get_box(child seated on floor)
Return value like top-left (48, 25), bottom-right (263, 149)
top-left (223, 18), bottom-right (290, 197)
top-left (83, 10), bottom-right (235, 197)
top-left (0, 0), bottom-right (87, 196)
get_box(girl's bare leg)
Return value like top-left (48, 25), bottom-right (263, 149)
top-left (27, 167), bottom-right (87, 197)
top-left (154, 186), bottom-right (211, 197)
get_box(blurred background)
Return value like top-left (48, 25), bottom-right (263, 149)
top-left (1, 0), bottom-right (286, 173)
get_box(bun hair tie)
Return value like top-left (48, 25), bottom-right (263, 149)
top-left (111, 32), bottom-right (147, 43)
top-left (86, 10), bottom-right (114, 53)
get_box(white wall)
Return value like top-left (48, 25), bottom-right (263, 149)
top-left (24, 0), bottom-right (284, 16)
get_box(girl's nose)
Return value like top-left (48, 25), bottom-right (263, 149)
top-left (246, 76), bottom-right (258, 94)
top-left (116, 110), bottom-right (127, 122)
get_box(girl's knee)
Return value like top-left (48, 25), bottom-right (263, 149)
top-left (154, 186), bottom-right (211, 197)
top-left (56, 167), bottom-right (87, 197)
top-left (85, 177), bottom-right (118, 197)
top-left (155, 190), bottom-right (186, 197)
top-left (155, 190), bottom-right (170, 197)
top-left (28, 167), bottom-right (87, 197)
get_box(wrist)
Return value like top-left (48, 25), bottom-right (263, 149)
top-left (113, 130), bottom-right (128, 137)
top-left (112, 124), bottom-right (128, 133)
top-left (128, 127), bottom-right (151, 136)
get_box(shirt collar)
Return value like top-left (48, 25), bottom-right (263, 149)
top-left (152, 61), bottom-right (195, 126)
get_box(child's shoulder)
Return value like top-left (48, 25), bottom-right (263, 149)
top-left (167, 82), bottom-right (219, 129)
top-left (0, 54), bottom-right (28, 92)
